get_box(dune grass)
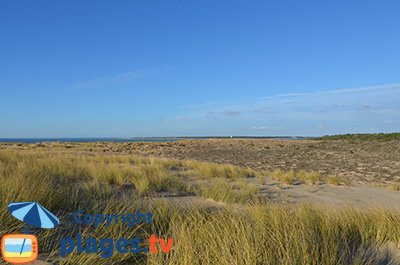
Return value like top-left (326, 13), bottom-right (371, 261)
top-left (148, 204), bottom-right (400, 265)
top-left (196, 178), bottom-right (260, 203)
top-left (326, 175), bottom-right (352, 186)
top-left (269, 169), bottom-right (351, 186)
top-left (0, 150), bottom-right (257, 225)
top-left (270, 169), bottom-right (297, 184)
top-left (390, 182), bottom-right (400, 191)
top-left (0, 149), bottom-right (399, 264)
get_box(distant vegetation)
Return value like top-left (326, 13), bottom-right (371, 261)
top-left (318, 132), bottom-right (400, 141)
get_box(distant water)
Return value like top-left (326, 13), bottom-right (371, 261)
top-left (0, 136), bottom-right (310, 143)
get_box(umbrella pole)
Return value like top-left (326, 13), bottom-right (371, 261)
top-left (19, 238), bottom-right (26, 254)
top-left (22, 225), bottom-right (32, 234)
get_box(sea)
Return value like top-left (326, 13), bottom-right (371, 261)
top-left (0, 136), bottom-right (311, 143)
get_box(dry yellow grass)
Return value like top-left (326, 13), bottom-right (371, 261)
top-left (269, 169), bottom-right (353, 186)
top-left (297, 170), bottom-right (322, 185)
top-left (0, 150), bottom-right (399, 264)
top-left (197, 178), bottom-right (260, 203)
top-left (390, 182), bottom-right (400, 191)
top-left (326, 175), bottom-right (352, 186)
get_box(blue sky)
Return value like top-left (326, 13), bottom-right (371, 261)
top-left (1, 0), bottom-right (399, 137)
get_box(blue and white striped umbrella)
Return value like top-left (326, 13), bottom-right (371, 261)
top-left (8, 202), bottom-right (59, 229)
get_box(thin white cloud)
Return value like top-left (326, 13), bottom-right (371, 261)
top-left (165, 83), bottom-right (400, 135)
top-left (71, 69), bottom-right (156, 90)
top-left (261, 83), bottom-right (400, 100)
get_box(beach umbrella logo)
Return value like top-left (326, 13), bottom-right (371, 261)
top-left (1, 202), bottom-right (58, 264)
top-left (7, 202), bottom-right (60, 229)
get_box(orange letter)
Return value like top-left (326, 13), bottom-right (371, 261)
top-left (148, 234), bottom-right (159, 254)
top-left (160, 238), bottom-right (174, 254)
